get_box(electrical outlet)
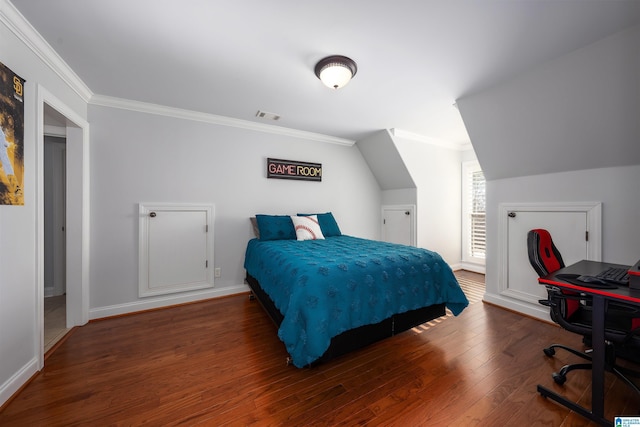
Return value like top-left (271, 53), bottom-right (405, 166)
top-left (214, 268), bottom-right (221, 278)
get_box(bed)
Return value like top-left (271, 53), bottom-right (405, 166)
top-left (244, 213), bottom-right (469, 368)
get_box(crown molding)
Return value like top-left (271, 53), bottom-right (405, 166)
top-left (1, 0), bottom-right (93, 102)
top-left (90, 94), bottom-right (356, 146)
top-left (390, 128), bottom-right (472, 151)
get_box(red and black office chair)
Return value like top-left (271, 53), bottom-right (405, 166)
top-left (528, 228), bottom-right (640, 391)
top-left (527, 228), bottom-right (565, 278)
top-left (527, 228), bottom-right (593, 383)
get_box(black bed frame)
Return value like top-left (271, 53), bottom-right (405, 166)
top-left (245, 273), bottom-right (446, 366)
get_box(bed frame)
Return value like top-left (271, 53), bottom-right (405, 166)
top-left (245, 273), bottom-right (447, 366)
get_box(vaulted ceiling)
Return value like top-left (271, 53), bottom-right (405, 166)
top-left (10, 0), bottom-right (640, 148)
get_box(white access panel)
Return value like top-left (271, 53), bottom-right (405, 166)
top-left (507, 210), bottom-right (586, 303)
top-left (382, 205), bottom-right (416, 246)
top-left (498, 202), bottom-right (601, 308)
top-left (139, 203), bottom-right (214, 297)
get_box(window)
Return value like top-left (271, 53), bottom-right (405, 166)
top-left (462, 161), bottom-right (486, 268)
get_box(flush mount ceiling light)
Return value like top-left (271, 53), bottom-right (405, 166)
top-left (314, 55), bottom-right (358, 89)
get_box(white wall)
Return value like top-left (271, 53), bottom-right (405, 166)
top-left (87, 104), bottom-right (382, 316)
top-left (391, 135), bottom-right (463, 265)
top-left (0, 0), bottom-right (88, 406)
top-left (382, 188), bottom-right (417, 206)
top-left (461, 149), bottom-right (478, 164)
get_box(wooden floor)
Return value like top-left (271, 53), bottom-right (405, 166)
top-left (1, 271), bottom-right (639, 426)
top-left (44, 295), bottom-right (69, 354)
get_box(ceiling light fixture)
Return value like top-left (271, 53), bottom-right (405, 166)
top-left (314, 55), bottom-right (358, 89)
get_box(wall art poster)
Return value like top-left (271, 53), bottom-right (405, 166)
top-left (267, 158), bottom-right (322, 182)
top-left (0, 61), bottom-right (25, 205)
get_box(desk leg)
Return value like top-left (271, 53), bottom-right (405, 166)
top-left (537, 385), bottom-right (610, 426)
top-left (591, 295), bottom-right (605, 418)
top-left (537, 294), bottom-right (610, 426)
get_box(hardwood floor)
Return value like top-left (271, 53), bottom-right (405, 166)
top-left (1, 272), bottom-right (638, 426)
top-left (44, 295), bottom-right (69, 354)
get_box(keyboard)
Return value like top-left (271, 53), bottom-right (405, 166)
top-left (595, 267), bottom-right (630, 285)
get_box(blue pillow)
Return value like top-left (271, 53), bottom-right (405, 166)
top-left (255, 215), bottom-right (296, 241)
top-left (297, 212), bottom-right (342, 237)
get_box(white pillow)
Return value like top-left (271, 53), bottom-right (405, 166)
top-left (290, 215), bottom-right (325, 241)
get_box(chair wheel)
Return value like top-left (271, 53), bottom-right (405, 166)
top-left (552, 372), bottom-right (566, 385)
top-left (543, 347), bottom-right (556, 357)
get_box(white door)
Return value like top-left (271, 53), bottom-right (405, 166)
top-left (506, 210), bottom-right (587, 303)
top-left (382, 205), bottom-right (415, 246)
top-left (139, 204), bottom-right (214, 297)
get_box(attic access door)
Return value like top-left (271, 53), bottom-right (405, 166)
top-left (382, 205), bottom-right (416, 246)
top-left (499, 202), bottom-right (601, 307)
top-left (139, 203), bottom-right (214, 297)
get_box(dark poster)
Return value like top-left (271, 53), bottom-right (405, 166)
top-left (0, 61), bottom-right (25, 205)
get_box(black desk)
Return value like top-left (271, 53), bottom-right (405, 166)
top-left (538, 260), bottom-right (640, 426)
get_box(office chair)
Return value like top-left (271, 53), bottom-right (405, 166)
top-left (528, 228), bottom-right (640, 392)
top-left (527, 228), bottom-right (593, 383)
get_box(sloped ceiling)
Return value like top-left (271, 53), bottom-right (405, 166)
top-left (456, 24), bottom-right (640, 181)
top-left (9, 0), bottom-right (640, 148)
top-left (357, 130), bottom-right (415, 190)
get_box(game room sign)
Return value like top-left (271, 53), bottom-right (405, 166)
top-left (267, 158), bottom-right (322, 182)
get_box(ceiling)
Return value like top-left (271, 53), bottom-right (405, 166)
top-left (11, 0), bottom-right (640, 146)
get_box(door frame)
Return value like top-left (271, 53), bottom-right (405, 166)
top-left (36, 85), bottom-right (90, 369)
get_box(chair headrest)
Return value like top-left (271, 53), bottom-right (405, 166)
top-left (527, 228), bottom-right (565, 277)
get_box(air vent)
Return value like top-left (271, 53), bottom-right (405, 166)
top-left (256, 110), bottom-right (281, 121)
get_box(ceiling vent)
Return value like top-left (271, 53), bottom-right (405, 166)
top-left (256, 110), bottom-right (281, 121)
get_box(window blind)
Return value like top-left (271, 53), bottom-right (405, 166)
top-left (469, 169), bottom-right (486, 259)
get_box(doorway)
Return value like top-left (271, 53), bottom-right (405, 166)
top-left (38, 85), bottom-right (90, 368)
top-left (44, 135), bottom-right (67, 353)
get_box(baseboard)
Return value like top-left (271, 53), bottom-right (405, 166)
top-left (89, 284), bottom-right (250, 320)
top-left (448, 262), bottom-right (462, 271)
top-left (483, 292), bottom-right (549, 322)
top-left (0, 357), bottom-right (39, 409)
top-left (460, 262), bottom-right (486, 274)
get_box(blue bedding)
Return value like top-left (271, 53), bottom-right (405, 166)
top-left (244, 235), bottom-right (469, 367)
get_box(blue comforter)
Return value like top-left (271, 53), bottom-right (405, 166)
top-left (244, 235), bottom-right (469, 367)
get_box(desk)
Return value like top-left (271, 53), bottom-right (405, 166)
top-left (538, 260), bottom-right (640, 426)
